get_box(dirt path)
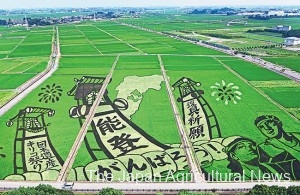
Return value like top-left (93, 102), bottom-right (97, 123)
top-left (56, 55), bottom-right (119, 182)
top-left (158, 54), bottom-right (205, 183)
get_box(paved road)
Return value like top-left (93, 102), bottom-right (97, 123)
top-left (1, 180), bottom-right (300, 193)
top-left (0, 27), bottom-right (61, 117)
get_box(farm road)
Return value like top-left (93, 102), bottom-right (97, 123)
top-left (158, 54), bottom-right (205, 183)
top-left (57, 55), bottom-right (120, 182)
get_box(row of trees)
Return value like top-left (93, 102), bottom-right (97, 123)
top-left (200, 33), bottom-right (244, 39)
top-left (249, 15), bottom-right (300, 20)
top-left (233, 44), bottom-right (282, 51)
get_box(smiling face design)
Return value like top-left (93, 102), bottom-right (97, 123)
top-left (257, 119), bottom-right (279, 138)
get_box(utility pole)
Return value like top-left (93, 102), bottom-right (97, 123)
top-left (24, 14), bottom-right (29, 30)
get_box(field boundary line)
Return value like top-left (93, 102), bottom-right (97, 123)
top-left (92, 24), bottom-right (145, 54)
top-left (74, 25), bottom-right (103, 55)
top-left (6, 35), bottom-right (28, 58)
top-left (56, 55), bottom-right (119, 182)
top-left (0, 26), bottom-right (61, 116)
top-left (214, 57), bottom-right (299, 121)
top-left (2, 62), bottom-right (26, 73)
top-left (21, 60), bottom-right (44, 73)
top-left (158, 54), bottom-right (205, 183)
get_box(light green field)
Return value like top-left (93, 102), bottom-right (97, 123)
top-left (216, 57), bottom-right (289, 81)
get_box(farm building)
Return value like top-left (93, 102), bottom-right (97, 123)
top-left (284, 37), bottom-right (300, 46)
top-left (272, 25), bottom-right (292, 31)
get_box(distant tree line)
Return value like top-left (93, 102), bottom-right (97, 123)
top-left (200, 32), bottom-right (245, 39)
top-left (0, 18), bottom-right (51, 26)
top-left (249, 14), bottom-right (300, 20)
top-left (190, 7), bottom-right (237, 15)
top-left (26, 18), bottom-right (51, 26)
top-left (282, 29), bottom-right (300, 38)
top-left (233, 44), bottom-right (282, 51)
top-left (247, 28), bottom-right (282, 34)
top-left (247, 28), bottom-right (300, 38)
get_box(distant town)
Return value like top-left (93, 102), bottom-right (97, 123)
top-left (1, 6), bottom-right (300, 27)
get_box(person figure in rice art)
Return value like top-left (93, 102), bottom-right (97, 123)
top-left (255, 115), bottom-right (300, 180)
top-left (225, 137), bottom-right (280, 180)
top-left (255, 115), bottom-right (300, 161)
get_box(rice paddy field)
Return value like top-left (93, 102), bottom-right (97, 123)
top-left (0, 14), bottom-right (299, 182)
top-left (0, 26), bottom-right (53, 106)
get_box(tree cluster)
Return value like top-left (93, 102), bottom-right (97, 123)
top-left (246, 185), bottom-right (300, 195)
top-left (0, 19), bottom-right (7, 25)
top-left (3, 184), bottom-right (73, 195)
top-left (27, 18), bottom-right (51, 26)
top-left (282, 29), bottom-right (300, 38)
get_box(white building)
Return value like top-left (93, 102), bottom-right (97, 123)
top-left (272, 25), bottom-right (292, 31)
top-left (284, 37), bottom-right (300, 46)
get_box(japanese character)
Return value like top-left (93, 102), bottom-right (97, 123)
top-left (28, 152), bottom-right (43, 172)
top-left (127, 158), bottom-right (147, 173)
top-left (27, 141), bottom-right (35, 152)
top-left (97, 116), bottom-right (126, 135)
top-left (37, 141), bottom-right (47, 149)
top-left (95, 165), bottom-right (113, 181)
top-left (188, 115), bottom-right (201, 125)
top-left (189, 125), bottom-right (205, 139)
top-left (46, 158), bottom-right (57, 169)
top-left (108, 133), bottom-right (148, 156)
top-left (147, 153), bottom-right (171, 168)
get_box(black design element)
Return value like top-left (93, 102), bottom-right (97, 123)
top-left (108, 133), bottom-right (148, 157)
top-left (113, 98), bottom-right (129, 111)
top-left (172, 77), bottom-right (221, 139)
top-left (225, 137), bottom-right (283, 180)
top-left (68, 76), bottom-right (170, 160)
top-left (0, 147), bottom-right (6, 158)
top-left (225, 136), bottom-right (300, 180)
top-left (255, 115), bottom-right (300, 180)
top-left (6, 107), bottom-right (64, 174)
top-left (38, 83), bottom-right (63, 103)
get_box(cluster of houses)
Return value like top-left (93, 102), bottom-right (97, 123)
top-left (270, 25), bottom-right (300, 46)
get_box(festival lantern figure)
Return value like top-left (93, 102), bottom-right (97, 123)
top-left (6, 107), bottom-right (63, 174)
top-left (172, 77), bottom-right (221, 143)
